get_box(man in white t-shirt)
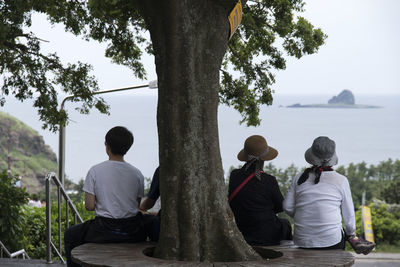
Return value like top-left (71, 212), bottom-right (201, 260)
top-left (64, 126), bottom-right (146, 267)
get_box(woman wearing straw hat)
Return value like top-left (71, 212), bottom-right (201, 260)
top-left (228, 135), bottom-right (292, 246)
top-left (283, 136), bottom-right (375, 254)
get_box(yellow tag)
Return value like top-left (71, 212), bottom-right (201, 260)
top-left (228, 0), bottom-right (243, 40)
top-left (362, 205), bottom-right (375, 243)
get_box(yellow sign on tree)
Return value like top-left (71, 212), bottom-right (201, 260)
top-left (228, 0), bottom-right (243, 40)
top-left (362, 205), bottom-right (375, 243)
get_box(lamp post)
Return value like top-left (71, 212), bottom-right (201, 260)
top-left (58, 81), bottom-right (157, 185)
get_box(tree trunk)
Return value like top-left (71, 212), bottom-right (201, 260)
top-left (139, 0), bottom-right (260, 262)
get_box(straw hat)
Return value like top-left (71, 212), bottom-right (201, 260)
top-left (305, 136), bottom-right (338, 166)
top-left (237, 135), bottom-right (278, 162)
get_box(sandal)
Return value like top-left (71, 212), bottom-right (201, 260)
top-left (347, 235), bottom-right (376, 255)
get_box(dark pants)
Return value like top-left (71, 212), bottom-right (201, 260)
top-left (64, 214), bottom-right (147, 267)
top-left (241, 217), bottom-right (293, 246)
top-left (142, 213), bottom-right (160, 242)
top-left (280, 218), bottom-right (293, 241)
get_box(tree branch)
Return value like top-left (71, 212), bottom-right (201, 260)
top-left (4, 40), bottom-right (64, 72)
top-left (247, 0), bottom-right (263, 4)
top-left (227, 43), bottom-right (252, 70)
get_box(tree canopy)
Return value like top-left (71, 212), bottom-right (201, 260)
top-left (1, 0), bottom-right (325, 130)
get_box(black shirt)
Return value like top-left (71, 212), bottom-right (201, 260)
top-left (148, 167), bottom-right (160, 200)
top-left (228, 162), bottom-right (285, 245)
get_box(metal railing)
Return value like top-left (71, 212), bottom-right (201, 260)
top-left (0, 240), bottom-right (30, 259)
top-left (45, 172), bottom-right (83, 264)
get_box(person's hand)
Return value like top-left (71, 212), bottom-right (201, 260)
top-left (139, 208), bottom-right (148, 214)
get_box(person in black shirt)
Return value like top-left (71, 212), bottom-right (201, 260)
top-left (139, 167), bottom-right (161, 241)
top-left (228, 135), bottom-right (292, 246)
top-left (140, 167), bottom-right (160, 214)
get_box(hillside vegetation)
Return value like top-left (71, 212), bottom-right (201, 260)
top-left (0, 111), bottom-right (57, 193)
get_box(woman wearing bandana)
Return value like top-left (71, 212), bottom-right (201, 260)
top-left (283, 136), bottom-right (375, 254)
top-left (228, 135), bottom-right (292, 246)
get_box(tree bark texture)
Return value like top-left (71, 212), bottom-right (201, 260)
top-left (139, 0), bottom-right (260, 262)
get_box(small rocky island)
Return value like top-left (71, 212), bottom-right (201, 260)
top-left (287, 90), bottom-right (380, 109)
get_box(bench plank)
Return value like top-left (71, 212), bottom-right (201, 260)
top-left (72, 242), bottom-right (354, 267)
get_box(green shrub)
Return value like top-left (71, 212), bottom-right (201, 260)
top-left (370, 202), bottom-right (400, 245)
top-left (19, 200), bottom-right (95, 259)
top-left (21, 206), bottom-right (47, 259)
top-left (0, 170), bottom-right (29, 252)
top-left (381, 179), bottom-right (400, 204)
top-left (355, 201), bottom-right (400, 245)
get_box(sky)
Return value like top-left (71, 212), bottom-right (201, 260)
top-left (273, 0), bottom-right (400, 95)
top-left (24, 0), bottom-right (400, 97)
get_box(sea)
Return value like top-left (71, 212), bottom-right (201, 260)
top-left (1, 93), bottom-right (399, 183)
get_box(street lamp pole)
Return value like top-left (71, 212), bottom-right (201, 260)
top-left (58, 81), bottom-right (157, 185)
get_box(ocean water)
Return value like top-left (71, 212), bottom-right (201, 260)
top-left (1, 94), bottom-right (399, 183)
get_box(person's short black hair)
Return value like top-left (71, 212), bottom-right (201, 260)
top-left (105, 126), bottom-right (134, 156)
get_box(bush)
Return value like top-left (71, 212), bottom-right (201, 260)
top-left (355, 201), bottom-right (400, 245)
top-left (264, 163), bottom-right (300, 195)
top-left (370, 202), bottom-right (400, 245)
top-left (21, 206), bottom-right (47, 259)
top-left (19, 200), bottom-right (95, 259)
top-left (0, 170), bottom-right (29, 252)
top-left (381, 180), bottom-right (400, 204)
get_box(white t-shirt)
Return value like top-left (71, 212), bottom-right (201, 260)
top-left (83, 160), bottom-right (144, 219)
top-left (283, 170), bottom-right (356, 248)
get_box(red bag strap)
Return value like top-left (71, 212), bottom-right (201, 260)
top-left (228, 171), bottom-right (263, 203)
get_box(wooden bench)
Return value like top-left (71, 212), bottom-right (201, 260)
top-left (72, 242), bottom-right (355, 266)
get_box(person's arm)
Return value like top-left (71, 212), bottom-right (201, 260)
top-left (140, 167), bottom-right (160, 212)
top-left (83, 169), bottom-right (96, 211)
top-left (136, 170), bottom-right (145, 212)
top-left (85, 192), bottom-right (96, 211)
top-left (270, 176), bottom-right (284, 213)
top-left (341, 178), bottom-right (356, 236)
top-left (140, 197), bottom-right (157, 211)
top-left (228, 170), bottom-right (237, 197)
top-left (283, 174), bottom-right (298, 217)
